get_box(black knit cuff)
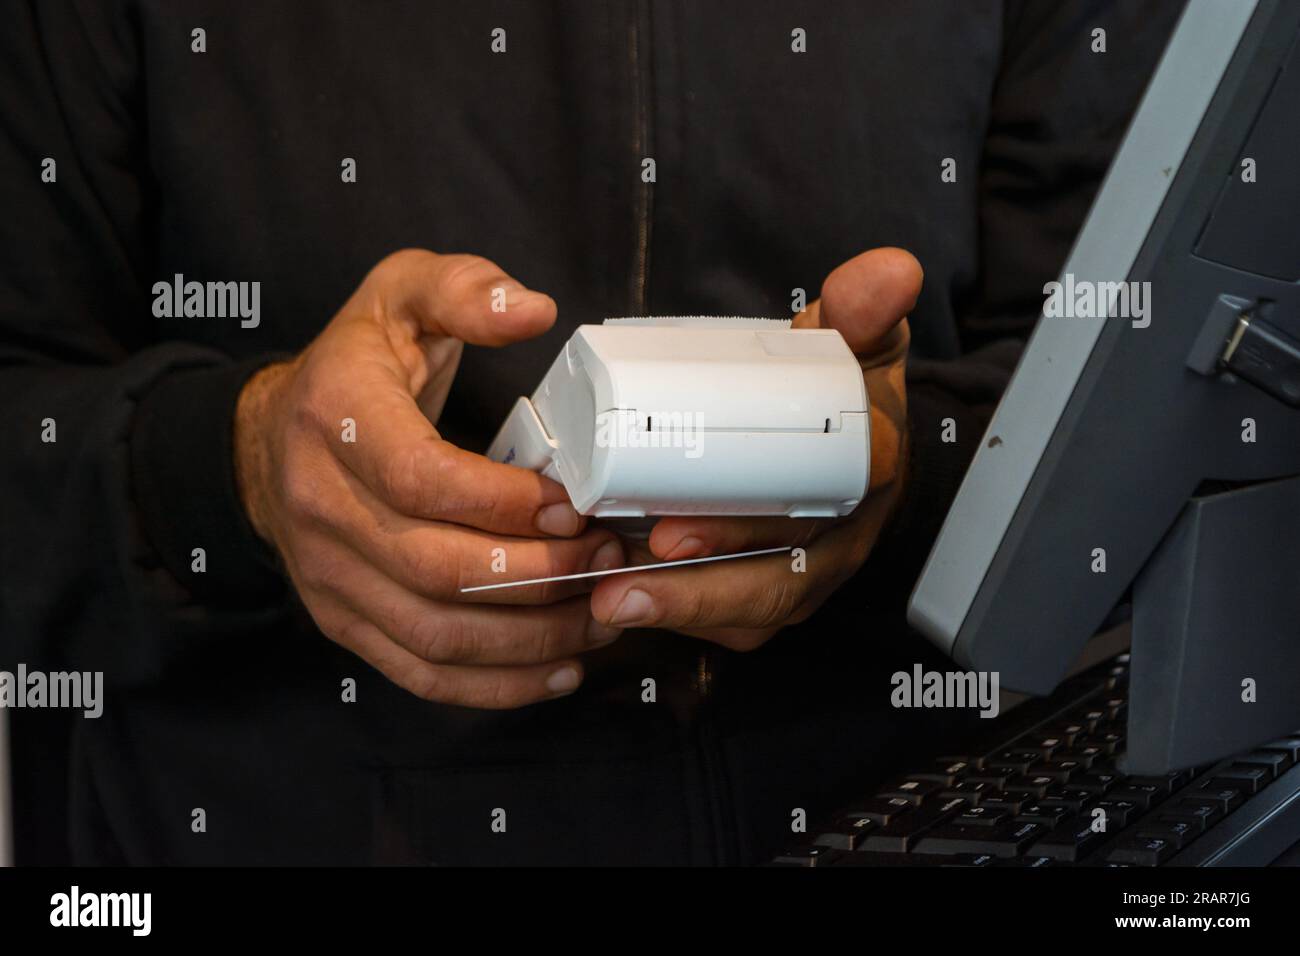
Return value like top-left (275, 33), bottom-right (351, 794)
top-left (130, 357), bottom-right (287, 606)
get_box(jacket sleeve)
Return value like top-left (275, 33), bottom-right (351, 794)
top-left (0, 1), bottom-right (285, 682)
top-left (861, 0), bottom-right (1188, 608)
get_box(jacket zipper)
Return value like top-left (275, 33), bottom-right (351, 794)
top-left (627, 2), bottom-right (653, 315)
top-left (625, 1), bottom-right (730, 863)
top-left (629, 0), bottom-right (716, 704)
top-left (629, 3), bottom-right (710, 706)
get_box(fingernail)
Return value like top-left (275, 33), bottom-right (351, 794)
top-left (546, 666), bottom-right (581, 695)
top-left (610, 588), bottom-right (655, 627)
top-left (590, 539), bottom-right (624, 573)
top-left (664, 536), bottom-right (705, 561)
top-left (587, 618), bottom-right (622, 647)
top-left (536, 502), bottom-right (580, 536)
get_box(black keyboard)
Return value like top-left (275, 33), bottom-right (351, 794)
top-left (772, 654), bottom-right (1300, 867)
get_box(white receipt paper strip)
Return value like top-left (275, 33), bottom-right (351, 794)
top-left (459, 546), bottom-right (794, 593)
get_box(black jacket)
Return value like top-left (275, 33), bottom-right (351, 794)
top-left (0, 1), bottom-right (1182, 864)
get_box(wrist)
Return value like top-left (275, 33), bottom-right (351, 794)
top-left (234, 361), bottom-right (292, 546)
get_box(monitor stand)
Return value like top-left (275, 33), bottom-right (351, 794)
top-left (1122, 473), bottom-right (1300, 774)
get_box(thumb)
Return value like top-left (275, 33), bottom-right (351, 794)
top-left (810, 247), bottom-right (922, 355)
top-left (375, 249), bottom-right (558, 347)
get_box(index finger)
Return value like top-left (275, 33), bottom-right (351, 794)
top-left (321, 369), bottom-right (583, 538)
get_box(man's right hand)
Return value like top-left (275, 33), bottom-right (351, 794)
top-left (233, 250), bottom-right (624, 708)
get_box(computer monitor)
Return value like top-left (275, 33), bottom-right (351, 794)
top-left (909, 0), bottom-right (1300, 772)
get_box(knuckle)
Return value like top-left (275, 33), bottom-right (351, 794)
top-left (475, 674), bottom-right (530, 710)
top-left (371, 248), bottom-right (433, 286)
top-left (531, 618), bottom-right (566, 664)
top-left (399, 541), bottom-right (459, 598)
top-left (434, 618), bottom-right (480, 664)
top-left (396, 606), bottom-right (441, 660)
top-left (437, 254), bottom-right (493, 295)
top-left (680, 585), bottom-right (708, 628)
top-left (427, 449), bottom-right (497, 519)
top-left (330, 613), bottom-right (370, 652)
top-left (405, 666), bottom-right (447, 704)
top-left (290, 395), bottom-right (328, 438)
top-left (298, 553), bottom-right (347, 595)
top-left (423, 455), bottom-right (465, 520)
top-left (281, 466), bottom-right (328, 525)
top-left (291, 370), bottom-right (342, 435)
top-left (381, 442), bottom-right (432, 514)
top-left (541, 544), bottom-right (572, 582)
top-left (520, 544), bottom-right (577, 604)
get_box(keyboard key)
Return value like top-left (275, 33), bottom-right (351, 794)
top-left (1034, 759), bottom-right (1085, 783)
top-left (1124, 775), bottom-right (1177, 796)
top-left (940, 781), bottom-right (994, 804)
top-left (1109, 784), bottom-right (1166, 810)
top-left (1136, 819), bottom-right (1199, 850)
top-left (1037, 798), bottom-right (1087, 821)
top-left (1101, 696), bottom-right (1127, 718)
top-left (1081, 732), bottom-right (1125, 754)
top-left (915, 821), bottom-right (1048, 858)
top-left (1236, 751), bottom-right (1290, 779)
top-left (1030, 818), bottom-right (1108, 862)
top-left (1262, 738), bottom-right (1300, 764)
top-left (1044, 722), bottom-right (1089, 746)
top-left (986, 750), bottom-right (1043, 774)
top-left (812, 815), bottom-right (877, 850)
top-left (1106, 835), bottom-right (1177, 866)
top-left (1091, 799), bottom-right (1140, 831)
top-left (953, 806), bottom-right (1009, 827)
top-left (878, 778), bottom-right (946, 805)
top-left (913, 759), bottom-right (976, 785)
top-left (1167, 769), bottom-right (1195, 790)
top-left (940, 853), bottom-right (999, 867)
top-left (1052, 787), bottom-right (1100, 812)
top-left (1157, 801), bottom-right (1221, 833)
top-left (1072, 709), bottom-right (1107, 732)
top-left (845, 797), bottom-right (914, 826)
top-left (966, 767), bottom-right (1017, 787)
top-left (1005, 774), bottom-right (1056, 799)
top-left (1025, 735), bottom-right (1066, 758)
top-left (976, 796), bottom-right (1028, 814)
top-left (1014, 803), bottom-right (1074, 826)
top-left (1204, 765), bottom-right (1270, 795)
top-left (1190, 787), bottom-right (1246, 815)
top-left (859, 798), bottom-right (967, 853)
top-left (1054, 747), bottom-right (1103, 769)
top-left (1072, 772), bottom-right (1121, 795)
top-left (937, 754), bottom-right (985, 770)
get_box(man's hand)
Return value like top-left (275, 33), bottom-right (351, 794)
top-left (589, 247), bottom-right (921, 649)
top-left (234, 250), bottom-right (624, 708)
